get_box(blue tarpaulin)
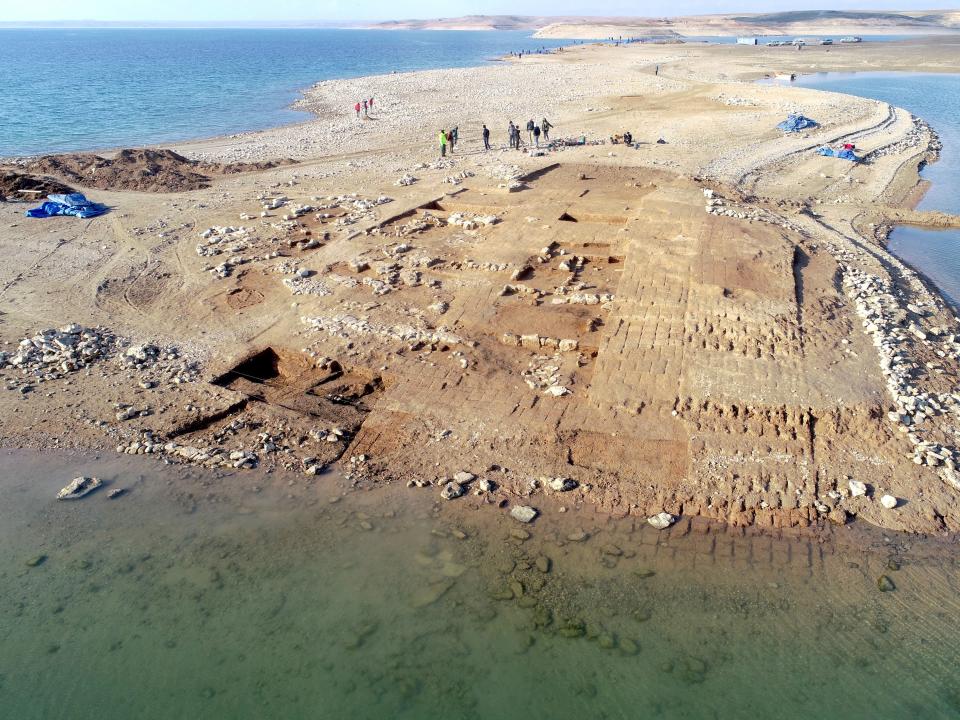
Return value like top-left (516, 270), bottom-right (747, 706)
top-left (777, 114), bottom-right (819, 132)
top-left (817, 146), bottom-right (860, 162)
top-left (26, 193), bottom-right (108, 219)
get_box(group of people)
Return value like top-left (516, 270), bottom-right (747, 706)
top-left (354, 97), bottom-right (375, 118)
top-left (438, 118), bottom-right (554, 157)
top-left (507, 118), bottom-right (553, 149)
top-left (437, 126), bottom-right (459, 157)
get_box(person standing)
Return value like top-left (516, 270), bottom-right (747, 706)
top-left (541, 117), bottom-right (552, 141)
top-left (507, 121), bottom-right (516, 149)
top-left (526, 119), bottom-right (535, 145)
top-left (439, 129), bottom-right (447, 158)
top-left (369, 96), bottom-right (374, 111)
top-left (363, 99), bottom-right (368, 117)
top-left (533, 124), bottom-right (541, 148)
top-left (451, 126), bottom-right (459, 150)
top-left (446, 129), bottom-right (454, 154)
top-left (482, 124), bottom-right (490, 151)
top-left (355, 102), bottom-right (361, 118)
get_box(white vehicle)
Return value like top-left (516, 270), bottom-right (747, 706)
top-left (840, 36), bottom-right (863, 43)
top-left (819, 38), bottom-right (833, 46)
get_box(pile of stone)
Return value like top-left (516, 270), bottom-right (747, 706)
top-left (447, 212), bottom-right (499, 231)
top-left (0, 324), bottom-right (121, 382)
top-left (521, 353), bottom-right (571, 394)
top-left (303, 314), bottom-right (469, 348)
top-left (114, 403), bottom-right (151, 422)
top-left (388, 211), bottom-right (445, 238)
top-left (499, 283), bottom-right (542, 299)
top-left (443, 170), bottom-right (475, 186)
top-left (550, 292), bottom-right (614, 306)
top-left (395, 174), bottom-right (418, 186)
top-left (487, 164), bottom-right (524, 181)
top-left (168, 443), bottom-right (259, 469)
top-left (260, 195), bottom-right (288, 212)
top-left (120, 343), bottom-right (201, 384)
top-left (197, 226), bottom-right (254, 256)
top-left (283, 271), bottom-right (332, 297)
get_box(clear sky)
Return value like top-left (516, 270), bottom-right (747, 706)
top-left (2, 0), bottom-right (956, 23)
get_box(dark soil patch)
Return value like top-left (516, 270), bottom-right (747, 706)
top-left (11, 148), bottom-right (297, 193)
top-left (0, 171), bottom-right (75, 201)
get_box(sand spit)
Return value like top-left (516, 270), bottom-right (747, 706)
top-left (2, 39), bottom-right (960, 536)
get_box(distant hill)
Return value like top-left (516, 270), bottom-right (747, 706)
top-left (367, 10), bottom-right (960, 37)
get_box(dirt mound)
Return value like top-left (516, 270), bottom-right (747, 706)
top-left (21, 148), bottom-right (297, 193)
top-left (0, 171), bottom-right (75, 201)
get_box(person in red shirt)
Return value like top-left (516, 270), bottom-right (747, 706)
top-left (354, 102), bottom-right (361, 118)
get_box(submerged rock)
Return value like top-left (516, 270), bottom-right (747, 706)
top-left (510, 505), bottom-right (538, 523)
top-left (877, 575), bottom-right (896, 592)
top-left (411, 579), bottom-right (455, 608)
top-left (56, 476), bottom-right (102, 500)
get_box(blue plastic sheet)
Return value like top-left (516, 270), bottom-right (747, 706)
top-left (817, 147), bottom-right (860, 162)
top-left (26, 193), bottom-right (108, 219)
top-left (777, 114), bottom-right (819, 132)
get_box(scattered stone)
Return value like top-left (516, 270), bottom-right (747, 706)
top-left (848, 479), bottom-right (868, 497)
top-left (56, 476), bottom-right (102, 500)
top-left (877, 575), bottom-right (896, 592)
top-left (107, 488), bottom-right (127, 499)
top-left (549, 477), bottom-right (577, 492)
top-left (880, 494), bottom-right (899, 509)
top-left (440, 482), bottom-right (465, 500)
top-left (647, 511), bottom-right (675, 530)
top-left (25, 554), bottom-right (48, 567)
top-left (620, 638), bottom-right (640, 656)
top-left (510, 505), bottom-right (538, 523)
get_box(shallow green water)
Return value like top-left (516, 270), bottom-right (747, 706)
top-left (2, 450), bottom-right (959, 719)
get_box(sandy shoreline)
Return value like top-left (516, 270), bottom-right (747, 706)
top-left (3, 37), bottom-right (960, 538)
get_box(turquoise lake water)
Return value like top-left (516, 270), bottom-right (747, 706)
top-left (2, 449), bottom-right (960, 719)
top-left (0, 29), bottom-right (566, 157)
top-left (791, 72), bottom-right (960, 304)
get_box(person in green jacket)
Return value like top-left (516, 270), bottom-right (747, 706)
top-left (439, 129), bottom-right (447, 158)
